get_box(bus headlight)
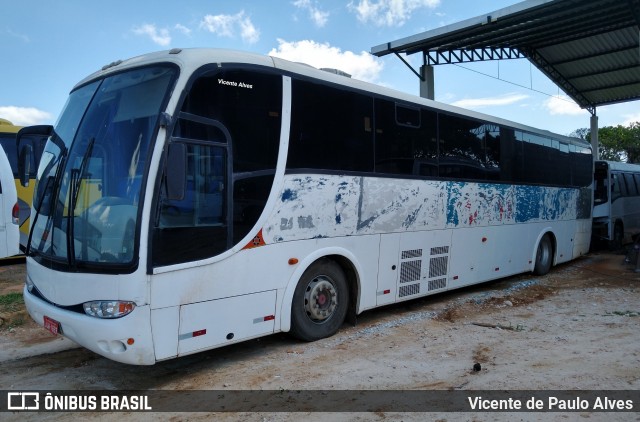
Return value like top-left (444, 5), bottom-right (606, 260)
top-left (83, 301), bottom-right (135, 319)
top-left (25, 276), bottom-right (34, 293)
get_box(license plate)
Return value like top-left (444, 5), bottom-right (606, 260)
top-left (43, 316), bottom-right (61, 335)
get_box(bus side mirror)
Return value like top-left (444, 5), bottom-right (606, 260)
top-left (18, 145), bottom-right (32, 187)
top-left (17, 125), bottom-right (52, 187)
top-left (165, 143), bottom-right (186, 201)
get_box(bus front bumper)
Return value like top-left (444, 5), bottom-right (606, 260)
top-left (23, 285), bottom-right (156, 365)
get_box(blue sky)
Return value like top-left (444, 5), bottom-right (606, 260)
top-left (2, 0), bottom-right (638, 136)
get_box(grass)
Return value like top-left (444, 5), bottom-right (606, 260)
top-left (0, 292), bottom-right (26, 329)
top-left (0, 292), bottom-right (24, 310)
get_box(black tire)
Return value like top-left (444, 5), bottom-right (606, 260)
top-left (290, 259), bottom-right (349, 342)
top-left (610, 223), bottom-right (624, 251)
top-left (533, 234), bottom-right (553, 276)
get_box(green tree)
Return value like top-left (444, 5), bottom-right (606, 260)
top-left (569, 122), bottom-right (640, 163)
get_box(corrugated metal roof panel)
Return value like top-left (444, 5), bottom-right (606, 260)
top-left (372, 0), bottom-right (640, 110)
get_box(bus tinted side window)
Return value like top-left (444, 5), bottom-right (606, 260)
top-left (288, 79), bottom-right (373, 172)
top-left (439, 115), bottom-right (500, 180)
top-left (623, 173), bottom-right (638, 196)
top-left (211, 70), bottom-right (282, 244)
top-left (375, 100), bottom-right (437, 176)
top-left (154, 68), bottom-right (283, 266)
top-left (611, 172), bottom-right (624, 200)
top-left (521, 133), bottom-right (552, 184)
top-left (571, 145), bottom-right (593, 187)
top-left (495, 126), bottom-right (518, 182)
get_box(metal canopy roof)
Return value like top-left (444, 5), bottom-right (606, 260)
top-left (371, 0), bottom-right (640, 113)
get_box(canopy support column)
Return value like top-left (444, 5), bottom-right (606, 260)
top-left (590, 110), bottom-right (599, 161)
top-left (420, 65), bottom-right (435, 100)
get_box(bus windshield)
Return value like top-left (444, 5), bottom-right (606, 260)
top-left (29, 65), bottom-right (176, 270)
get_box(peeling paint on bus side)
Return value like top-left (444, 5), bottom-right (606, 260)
top-left (262, 175), bottom-right (580, 244)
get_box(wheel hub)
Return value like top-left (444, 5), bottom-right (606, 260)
top-left (304, 276), bottom-right (338, 322)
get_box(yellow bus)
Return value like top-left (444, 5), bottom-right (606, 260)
top-left (0, 118), bottom-right (47, 250)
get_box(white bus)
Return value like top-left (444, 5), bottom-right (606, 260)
top-left (0, 119), bottom-right (48, 250)
top-left (593, 160), bottom-right (640, 248)
top-left (22, 49), bottom-right (592, 365)
top-left (0, 141), bottom-right (19, 259)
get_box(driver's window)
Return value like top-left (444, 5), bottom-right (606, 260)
top-left (152, 83), bottom-right (231, 266)
top-left (159, 143), bottom-right (226, 228)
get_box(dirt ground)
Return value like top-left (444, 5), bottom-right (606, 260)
top-left (1, 250), bottom-right (640, 422)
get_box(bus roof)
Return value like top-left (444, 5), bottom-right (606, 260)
top-left (76, 48), bottom-right (590, 149)
top-left (597, 160), bottom-right (640, 172)
top-left (0, 119), bottom-right (21, 134)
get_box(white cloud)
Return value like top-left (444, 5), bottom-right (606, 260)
top-left (0, 106), bottom-right (52, 126)
top-left (622, 111), bottom-right (640, 126)
top-left (268, 39), bottom-right (384, 83)
top-left (348, 0), bottom-right (440, 27)
top-left (543, 95), bottom-right (588, 116)
top-left (451, 93), bottom-right (529, 109)
top-left (132, 24), bottom-right (171, 46)
top-left (201, 14), bottom-right (235, 38)
top-left (200, 11), bottom-right (260, 44)
top-left (238, 15), bottom-right (260, 44)
top-left (174, 24), bottom-right (192, 36)
top-left (293, 0), bottom-right (330, 27)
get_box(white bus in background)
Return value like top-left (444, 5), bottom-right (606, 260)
top-left (21, 49), bottom-right (592, 365)
top-left (0, 141), bottom-right (20, 258)
top-left (0, 119), bottom-right (48, 250)
top-left (593, 160), bottom-right (640, 248)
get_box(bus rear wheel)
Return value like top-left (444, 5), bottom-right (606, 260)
top-left (290, 259), bottom-right (349, 342)
top-left (533, 234), bottom-right (553, 276)
top-left (610, 223), bottom-right (624, 251)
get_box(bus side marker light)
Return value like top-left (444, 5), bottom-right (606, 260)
top-left (253, 315), bottom-right (275, 323)
top-left (288, 258), bottom-right (299, 265)
top-left (127, 338), bottom-right (135, 345)
top-left (453, 276), bottom-right (459, 280)
top-left (482, 237), bottom-right (487, 243)
top-left (193, 329), bottom-right (206, 337)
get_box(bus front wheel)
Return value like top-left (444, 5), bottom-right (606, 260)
top-left (533, 234), bottom-right (553, 276)
top-left (290, 259), bottom-right (349, 342)
top-left (610, 223), bottom-right (624, 251)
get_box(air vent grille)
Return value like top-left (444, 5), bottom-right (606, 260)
top-left (399, 283), bottom-right (420, 297)
top-left (400, 260), bottom-right (421, 283)
top-left (401, 249), bottom-right (422, 259)
top-left (428, 278), bottom-right (447, 291)
top-left (429, 256), bottom-right (448, 278)
top-left (431, 246), bottom-right (449, 255)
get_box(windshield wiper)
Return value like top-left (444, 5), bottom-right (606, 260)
top-left (26, 133), bottom-right (68, 257)
top-left (68, 137), bottom-right (95, 266)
